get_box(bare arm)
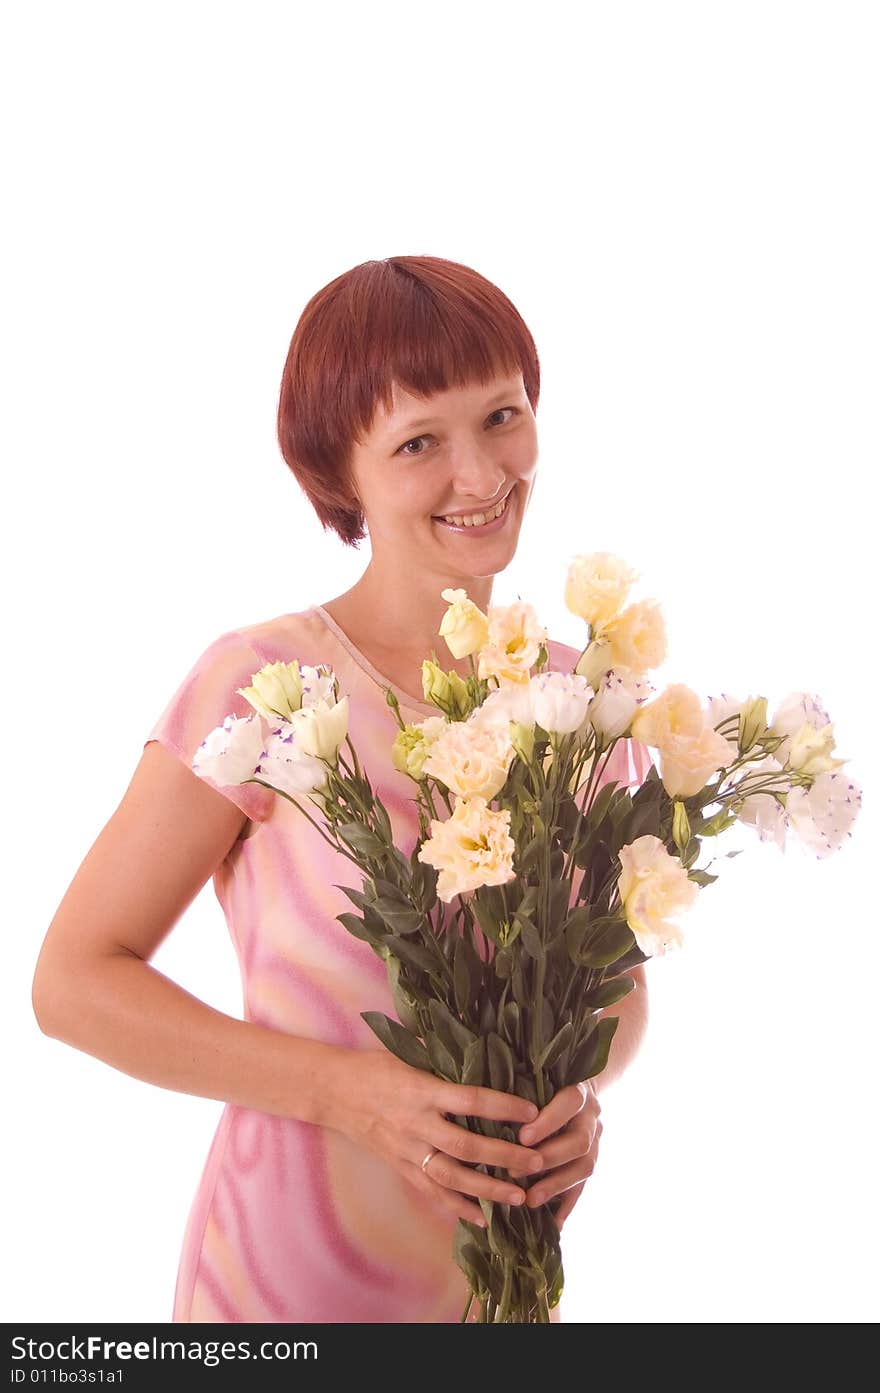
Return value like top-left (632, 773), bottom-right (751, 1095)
top-left (31, 740), bottom-right (345, 1126)
top-left (591, 962), bottom-right (649, 1095)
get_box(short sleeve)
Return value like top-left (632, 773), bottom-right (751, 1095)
top-left (596, 736), bottom-right (655, 792)
top-left (143, 628), bottom-right (275, 825)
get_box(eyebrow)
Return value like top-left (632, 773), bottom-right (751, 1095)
top-left (389, 385), bottom-right (522, 437)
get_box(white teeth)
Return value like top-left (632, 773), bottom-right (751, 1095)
top-left (439, 493), bottom-right (509, 528)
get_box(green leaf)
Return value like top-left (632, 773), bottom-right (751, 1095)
top-left (578, 917), bottom-right (635, 968)
top-left (479, 994), bottom-right (497, 1035)
top-left (373, 896), bottom-right (425, 936)
top-left (487, 1032), bottom-right (515, 1093)
top-left (336, 822), bottom-right (387, 857)
top-left (582, 974), bottom-right (635, 1009)
top-left (501, 1000), bottom-right (521, 1051)
top-left (335, 911), bottom-right (383, 946)
top-left (361, 1011), bottom-right (432, 1072)
top-left (516, 835), bottom-right (542, 875)
top-left (563, 905), bottom-right (592, 959)
top-left (428, 998), bottom-right (477, 1059)
top-left (548, 879), bottom-right (572, 935)
top-left (461, 1037), bottom-right (485, 1086)
top-left (453, 932), bottom-right (483, 1016)
top-left (570, 1015), bottom-right (620, 1081)
top-left (381, 935), bottom-right (437, 973)
top-left (426, 1031), bottom-right (459, 1081)
top-left (517, 916), bottom-right (545, 959)
top-left (333, 883), bottom-right (372, 913)
top-left (387, 954), bottom-right (424, 1034)
top-left (688, 868), bottom-right (718, 887)
top-left (537, 1019), bottom-right (574, 1071)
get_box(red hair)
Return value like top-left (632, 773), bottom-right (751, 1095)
top-left (276, 255), bottom-right (541, 547)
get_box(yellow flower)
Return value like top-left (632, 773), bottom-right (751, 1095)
top-left (597, 599), bottom-right (667, 672)
top-left (564, 552), bottom-right (639, 630)
top-left (417, 797), bottom-right (516, 902)
top-left (477, 600), bottom-right (547, 687)
top-left (439, 587), bottom-right (490, 659)
top-left (421, 718), bottom-right (516, 801)
top-left (237, 660), bottom-right (304, 721)
top-left (658, 725), bottom-right (738, 798)
top-left (617, 833), bottom-right (699, 955)
top-left (630, 684), bottom-right (704, 749)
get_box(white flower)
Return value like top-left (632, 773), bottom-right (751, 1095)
top-left (530, 670), bottom-right (593, 735)
top-left (706, 692), bottom-right (746, 760)
top-left (734, 755), bottom-right (789, 850)
top-left (299, 664), bottom-right (338, 708)
top-left (768, 691), bottom-right (845, 774)
top-left (785, 769), bottom-right (862, 859)
top-left (193, 713), bottom-right (266, 787)
top-left (588, 666), bottom-right (653, 740)
top-left (289, 694), bottom-right (350, 761)
top-left (256, 721), bottom-right (330, 796)
top-left (470, 680), bottom-right (536, 732)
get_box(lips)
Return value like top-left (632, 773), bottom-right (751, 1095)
top-left (432, 485), bottom-right (514, 524)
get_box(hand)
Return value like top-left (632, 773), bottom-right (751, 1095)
top-left (323, 1046), bottom-right (548, 1230)
top-left (510, 1080), bottom-right (603, 1231)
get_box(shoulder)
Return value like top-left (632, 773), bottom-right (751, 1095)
top-left (545, 635), bottom-right (582, 671)
top-left (223, 607), bottom-right (331, 669)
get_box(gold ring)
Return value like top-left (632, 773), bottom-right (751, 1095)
top-left (420, 1147), bottom-right (439, 1173)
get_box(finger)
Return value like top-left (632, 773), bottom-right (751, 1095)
top-left (406, 1162), bottom-right (489, 1229)
top-left (552, 1181), bottom-right (585, 1232)
top-left (442, 1082), bottom-right (539, 1127)
top-left (429, 1116), bottom-right (545, 1176)
top-left (525, 1154), bottom-right (598, 1208)
top-left (420, 1148), bottom-right (530, 1207)
top-left (518, 1083), bottom-right (590, 1146)
top-left (511, 1111), bottom-right (598, 1176)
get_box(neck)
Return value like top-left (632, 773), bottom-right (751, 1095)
top-left (322, 564), bottom-right (494, 666)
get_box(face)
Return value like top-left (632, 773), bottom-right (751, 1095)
top-left (348, 370), bottom-right (538, 581)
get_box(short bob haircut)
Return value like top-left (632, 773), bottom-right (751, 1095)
top-left (276, 255), bottom-right (541, 547)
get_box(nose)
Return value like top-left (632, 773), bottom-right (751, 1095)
top-left (449, 445), bottom-right (507, 505)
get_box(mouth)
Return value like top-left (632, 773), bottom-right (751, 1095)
top-left (432, 486), bottom-right (515, 535)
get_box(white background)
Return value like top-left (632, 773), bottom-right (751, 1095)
top-left (3, 1), bottom-right (877, 1324)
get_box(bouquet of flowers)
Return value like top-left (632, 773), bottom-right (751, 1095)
top-left (192, 553), bottom-right (861, 1322)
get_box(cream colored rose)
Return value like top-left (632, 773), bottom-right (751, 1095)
top-left (477, 600), bottom-right (547, 687)
top-left (658, 725), bottom-right (738, 798)
top-left (439, 587), bottom-right (490, 659)
top-left (630, 683), bottom-right (704, 749)
top-left (617, 833), bottom-right (699, 955)
top-left (597, 599), bottom-right (667, 672)
top-left (289, 694), bottom-right (349, 762)
top-left (564, 552), bottom-right (639, 630)
top-left (417, 796), bottom-right (516, 902)
top-left (421, 717), bottom-right (516, 801)
top-left (237, 660), bottom-right (304, 722)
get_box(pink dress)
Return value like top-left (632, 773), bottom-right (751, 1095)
top-left (144, 603), bottom-right (653, 1323)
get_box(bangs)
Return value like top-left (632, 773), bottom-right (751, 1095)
top-left (277, 255), bottom-right (540, 547)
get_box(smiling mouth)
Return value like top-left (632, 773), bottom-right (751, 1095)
top-left (432, 487), bottom-right (514, 529)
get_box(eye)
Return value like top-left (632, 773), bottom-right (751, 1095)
top-left (396, 406), bottom-right (520, 458)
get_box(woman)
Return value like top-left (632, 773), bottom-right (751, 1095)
top-left (31, 255), bottom-right (651, 1323)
